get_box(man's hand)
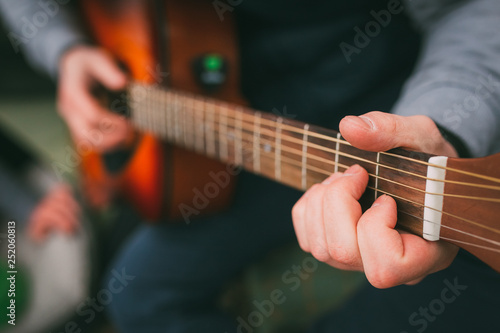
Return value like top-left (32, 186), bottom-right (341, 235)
top-left (28, 184), bottom-right (81, 242)
top-left (292, 111), bottom-right (460, 288)
top-left (58, 45), bottom-right (131, 152)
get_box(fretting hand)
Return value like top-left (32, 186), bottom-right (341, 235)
top-left (292, 111), bottom-right (459, 288)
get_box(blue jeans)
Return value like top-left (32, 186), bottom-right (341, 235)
top-left (105, 171), bottom-right (500, 333)
top-left (309, 250), bottom-right (500, 333)
top-left (105, 171), bottom-right (300, 332)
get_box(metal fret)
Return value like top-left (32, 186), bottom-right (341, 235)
top-left (146, 86), bottom-right (153, 133)
top-left (253, 112), bottom-right (261, 173)
top-left (275, 117), bottom-right (283, 181)
top-left (301, 124), bottom-right (310, 190)
top-left (159, 88), bottom-right (167, 139)
top-left (195, 98), bottom-right (205, 153)
top-left (235, 108), bottom-right (243, 165)
top-left (334, 132), bottom-right (341, 173)
top-left (375, 152), bottom-right (380, 200)
top-left (181, 95), bottom-right (188, 147)
top-left (153, 88), bottom-right (161, 137)
top-left (219, 105), bottom-right (228, 161)
top-left (206, 103), bottom-right (216, 158)
top-left (185, 95), bottom-right (195, 150)
top-left (166, 91), bottom-right (174, 141)
top-left (174, 93), bottom-right (182, 143)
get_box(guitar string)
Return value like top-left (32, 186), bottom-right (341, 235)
top-left (372, 187), bottom-right (500, 236)
top-left (133, 114), bottom-right (500, 213)
top-left (129, 85), bottom-right (500, 261)
top-left (400, 211), bottom-right (500, 251)
top-left (212, 102), bottom-right (500, 184)
top-left (274, 150), bottom-right (500, 242)
top-left (211, 106), bottom-right (500, 185)
top-left (135, 97), bottom-right (500, 203)
top-left (150, 112), bottom-right (500, 247)
top-left (131, 83), bottom-right (500, 185)
top-left (234, 124), bottom-right (500, 193)
top-left (238, 146), bottom-right (500, 246)
top-left (427, 219), bottom-right (500, 248)
top-left (135, 98), bottom-right (500, 196)
top-left (438, 237), bottom-right (500, 254)
top-left (234, 131), bottom-right (500, 203)
top-left (133, 108), bottom-right (500, 238)
top-left (296, 161), bottom-right (500, 237)
top-left (132, 106), bottom-right (500, 248)
top-left (130, 84), bottom-right (500, 190)
top-left (132, 88), bottom-right (500, 204)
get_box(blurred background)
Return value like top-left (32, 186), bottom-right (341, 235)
top-left (0, 14), bottom-right (366, 333)
top-left (0, 20), bottom-right (95, 333)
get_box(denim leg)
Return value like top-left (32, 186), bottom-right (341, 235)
top-left (308, 250), bottom-right (500, 333)
top-left (105, 172), bottom-right (300, 333)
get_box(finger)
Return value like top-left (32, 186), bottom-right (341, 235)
top-left (63, 99), bottom-right (131, 152)
top-left (292, 193), bottom-right (310, 251)
top-left (50, 185), bottom-right (82, 217)
top-left (37, 197), bottom-right (80, 234)
top-left (357, 195), bottom-right (458, 288)
top-left (322, 165), bottom-right (368, 270)
top-left (320, 171), bottom-right (345, 185)
top-left (339, 111), bottom-right (457, 156)
top-left (28, 211), bottom-right (50, 242)
top-left (47, 207), bottom-right (79, 235)
top-left (292, 172), bottom-right (345, 251)
top-left (87, 49), bottom-right (127, 90)
top-left (303, 184), bottom-right (330, 262)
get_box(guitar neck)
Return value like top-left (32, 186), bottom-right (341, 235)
top-left (128, 81), bottom-right (430, 235)
top-left (127, 81), bottom-right (500, 273)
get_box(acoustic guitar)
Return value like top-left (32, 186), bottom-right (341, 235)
top-left (80, 0), bottom-right (500, 273)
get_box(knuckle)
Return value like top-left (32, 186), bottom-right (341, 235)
top-left (328, 244), bottom-right (359, 267)
top-left (291, 203), bottom-right (303, 222)
top-left (309, 183), bottom-right (322, 192)
top-left (365, 267), bottom-right (399, 289)
top-left (323, 183), bottom-right (345, 201)
top-left (323, 186), bottom-right (342, 204)
top-left (310, 244), bottom-right (331, 263)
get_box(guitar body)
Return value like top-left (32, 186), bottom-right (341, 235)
top-left (81, 0), bottom-right (242, 221)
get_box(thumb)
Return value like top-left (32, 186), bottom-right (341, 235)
top-left (88, 50), bottom-right (127, 90)
top-left (339, 111), bottom-right (457, 156)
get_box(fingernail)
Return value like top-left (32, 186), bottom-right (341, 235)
top-left (372, 194), bottom-right (389, 207)
top-left (358, 116), bottom-right (374, 130)
top-left (343, 115), bottom-right (373, 130)
top-left (344, 164), bottom-right (362, 175)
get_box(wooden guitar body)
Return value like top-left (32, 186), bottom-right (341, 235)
top-left (81, 0), bottom-right (242, 221)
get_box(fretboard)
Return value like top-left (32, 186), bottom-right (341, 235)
top-left (128, 82), bottom-right (431, 235)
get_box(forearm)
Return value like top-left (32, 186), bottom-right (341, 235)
top-left (0, 0), bottom-right (89, 78)
top-left (392, 0), bottom-right (500, 157)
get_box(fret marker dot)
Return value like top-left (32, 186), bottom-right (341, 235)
top-left (264, 143), bottom-right (272, 153)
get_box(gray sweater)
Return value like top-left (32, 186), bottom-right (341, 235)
top-left (1, 0), bottom-right (499, 157)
